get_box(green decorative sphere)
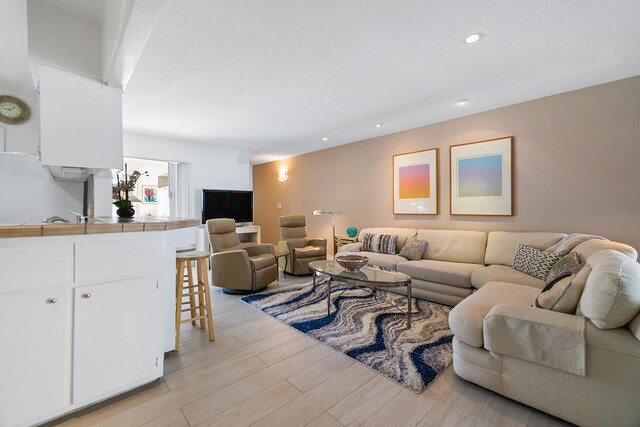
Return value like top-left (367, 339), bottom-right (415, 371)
top-left (346, 227), bottom-right (357, 237)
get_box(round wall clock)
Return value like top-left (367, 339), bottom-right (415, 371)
top-left (0, 95), bottom-right (31, 124)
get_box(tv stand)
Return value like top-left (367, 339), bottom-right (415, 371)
top-left (235, 225), bottom-right (261, 245)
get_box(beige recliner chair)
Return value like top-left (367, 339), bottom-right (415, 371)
top-left (277, 215), bottom-right (327, 275)
top-left (207, 218), bottom-right (277, 294)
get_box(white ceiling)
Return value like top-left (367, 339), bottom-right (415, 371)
top-left (119, 1), bottom-right (639, 163)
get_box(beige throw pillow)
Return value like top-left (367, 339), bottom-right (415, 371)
top-left (577, 250), bottom-right (640, 329)
top-left (535, 264), bottom-right (591, 313)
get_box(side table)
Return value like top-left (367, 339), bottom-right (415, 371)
top-left (274, 250), bottom-right (289, 280)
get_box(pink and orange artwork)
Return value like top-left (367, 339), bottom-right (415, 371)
top-left (393, 148), bottom-right (438, 215)
top-left (399, 164), bottom-right (430, 199)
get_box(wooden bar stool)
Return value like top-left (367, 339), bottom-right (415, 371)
top-left (176, 243), bottom-right (199, 325)
top-left (175, 251), bottom-right (215, 351)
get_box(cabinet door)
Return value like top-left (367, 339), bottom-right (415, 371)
top-left (73, 276), bottom-right (160, 404)
top-left (39, 65), bottom-right (122, 170)
top-left (0, 289), bottom-right (69, 427)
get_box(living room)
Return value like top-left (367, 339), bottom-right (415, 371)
top-left (0, 1), bottom-right (639, 427)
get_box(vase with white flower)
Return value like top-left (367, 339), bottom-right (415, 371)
top-left (112, 164), bottom-right (148, 218)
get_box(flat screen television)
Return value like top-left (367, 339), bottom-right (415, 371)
top-left (202, 189), bottom-right (253, 224)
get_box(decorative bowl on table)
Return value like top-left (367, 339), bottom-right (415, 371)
top-left (335, 254), bottom-right (369, 271)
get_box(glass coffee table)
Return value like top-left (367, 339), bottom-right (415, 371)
top-left (309, 260), bottom-right (413, 327)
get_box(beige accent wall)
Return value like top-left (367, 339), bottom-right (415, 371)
top-left (253, 76), bottom-right (640, 254)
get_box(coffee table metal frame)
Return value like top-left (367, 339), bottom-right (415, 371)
top-left (309, 260), bottom-right (413, 327)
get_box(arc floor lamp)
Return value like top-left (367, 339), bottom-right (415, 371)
top-left (312, 210), bottom-right (336, 256)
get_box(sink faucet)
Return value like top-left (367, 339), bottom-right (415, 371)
top-left (69, 209), bottom-right (88, 223)
top-left (43, 216), bottom-right (70, 224)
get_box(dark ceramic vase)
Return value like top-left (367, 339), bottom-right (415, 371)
top-left (116, 207), bottom-right (135, 218)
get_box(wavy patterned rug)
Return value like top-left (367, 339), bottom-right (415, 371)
top-left (241, 280), bottom-right (453, 393)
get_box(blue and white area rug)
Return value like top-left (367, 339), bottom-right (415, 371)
top-left (241, 280), bottom-right (453, 393)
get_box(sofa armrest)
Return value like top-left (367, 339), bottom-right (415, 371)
top-left (484, 304), bottom-right (586, 376)
top-left (245, 243), bottom-right (274, 257)
top-left (210, 250), bottom-right (252, 288)
top-left (338, 242), bottom-right (363, 253)
top-left (308, 238), bottom-right (327, 249)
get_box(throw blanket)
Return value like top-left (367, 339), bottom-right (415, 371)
top-left (546, 233), bottom-right (604, 256)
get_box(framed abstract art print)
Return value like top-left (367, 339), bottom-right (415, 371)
top-left (393, 148), bottom-right (439, 215)
top-left (142, 185), bottom-right (158, 204)
top-left (450, 137), bottom-right (513, 216)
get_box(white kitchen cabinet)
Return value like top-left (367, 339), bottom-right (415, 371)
top-left (73, 276), bottom-right (160, 404)
top-left (38, 65), bottom-right (123, 170)
top-left (0, 288), bottom-right (70, 427)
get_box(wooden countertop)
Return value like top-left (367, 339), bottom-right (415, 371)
top-left (0, 217), bottom-right (201, 238)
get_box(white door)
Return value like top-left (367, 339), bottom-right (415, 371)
top-left (73, 276), bottom-right (160, 404)
top-left (168, 162), bottom-right (190, 218)
top-left (0, 288), bottom-right (69, 427)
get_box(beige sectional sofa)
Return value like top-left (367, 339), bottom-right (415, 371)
top-left (339, 227), bottom-right (640, 426)
top-left (338, 227), bottom-right (637, 306)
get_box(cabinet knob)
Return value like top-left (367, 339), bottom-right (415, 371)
top-left (82, 292), bottom-right (92, 299)
top-left (47, 297), bottom-right (58, 304)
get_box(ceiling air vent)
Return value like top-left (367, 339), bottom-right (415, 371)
top-left (60, 167), bottom-right (88, 179)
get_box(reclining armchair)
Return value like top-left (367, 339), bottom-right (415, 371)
top-left (207, 218), bottom-right (277, 293)
top-left (277, 215), bottom-right (327, 275)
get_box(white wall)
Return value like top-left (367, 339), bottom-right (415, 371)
top-left (0, 152), bottom-right (83, 224)
top-left (123, 132), bottom-right (252, 218)
top-left (0, 88), bottom-right (39, 155)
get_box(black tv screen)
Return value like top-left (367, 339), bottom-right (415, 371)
top-left (202, 190), bottom-right (253, 224)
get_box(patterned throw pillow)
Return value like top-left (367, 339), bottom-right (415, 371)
top-left (512, 244), bottom-right (562, 280)
top-left (535, 264), bottom-right (590, 313)
top-left (399, 237), bottom-right (427, 260)
top-left (361, 233), bottom-right (398, 255)
top-left (546, 252), bottom-right (580, 285)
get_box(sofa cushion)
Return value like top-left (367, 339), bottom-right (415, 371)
top-left (449, 281), bottom-right (540, 347)
top-left (358, 228), bottom-right (417, 252)
top-left (577, 250), bottom-right (640, 329)
top-left (294, 245), bottom-right (325, 258)
top-left (512, 244), bottom-right (562, 280)
top-left (534, 264), bottom-right (591, 313)
top-left (397, 259), bottom-right (483, 289)
top-left (339, 251), bottom-right (406, 270)
top-left (629, 311), bottom-right (640, 340)
top-left (416, 229), bottom-right (487, 264)
top-left (471, 265), bottom-right (545, 289)
top-left (398, 236), bottom-right (427, 260)
top-left (573, 239), bottom-right (638, 262)
top-left (249, 253), bottom-right (275, 271)
top-left (484, 231), bottom-right (566, 266)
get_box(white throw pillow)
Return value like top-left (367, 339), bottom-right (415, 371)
top-left (577, 250), bottom-right (640, 329)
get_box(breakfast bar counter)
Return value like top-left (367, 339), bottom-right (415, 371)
top-left (0, 216), bottom-right (201, 238)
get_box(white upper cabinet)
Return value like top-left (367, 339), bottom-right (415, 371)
top-left (38, 65), bottom-right (123, 170)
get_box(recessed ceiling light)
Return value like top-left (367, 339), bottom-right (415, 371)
top-left (464, 33), bottom-right (484, 44)
top-left (375, 123), bottom-right (383, 128)
top-left (322, 137), bottom-right (329, 141)
top-left (456, 98), bottom-right (470, 105)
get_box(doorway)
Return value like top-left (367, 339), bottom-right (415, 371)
top-left (120, 157), bottom-right (190, 218)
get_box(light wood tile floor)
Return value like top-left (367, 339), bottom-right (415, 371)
top-left (51, 276), bottom-right (573, 427)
